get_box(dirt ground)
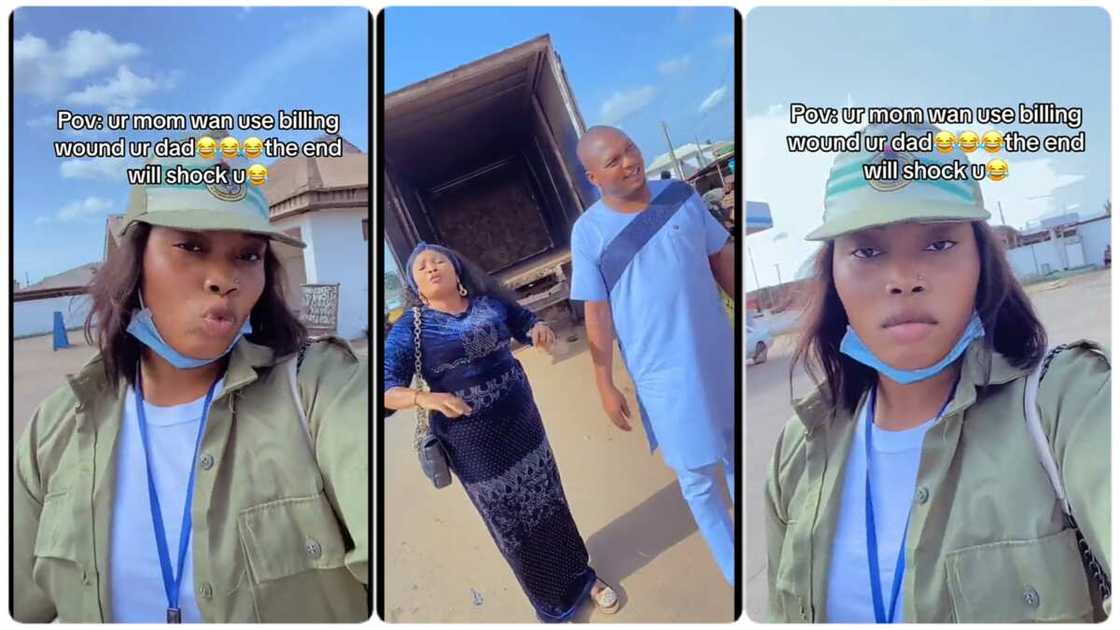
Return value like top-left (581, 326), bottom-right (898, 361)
top-left (379, 313), bottom-right (736, 623)
top-left (744, 268), bottom-right (1112, 621)
top-left (12, 333), bottom-right (370, 440)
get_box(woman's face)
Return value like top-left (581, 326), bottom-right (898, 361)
top-left (411, 250), bottom-right (460, 301)
top-left (832, 221), bottom-right (980, 372)
top-left (141, 227), bottom-right (267, 360)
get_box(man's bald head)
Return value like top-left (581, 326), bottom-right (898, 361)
top-left (577, 125), bottom-right (648, 198)
top-left (577, 126), bottom-right (631, 170)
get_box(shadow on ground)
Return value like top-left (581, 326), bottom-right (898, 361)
top-left (566, 481), bottom-right (701, 621)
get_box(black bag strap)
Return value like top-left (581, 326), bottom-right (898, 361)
top-left (598, 181), bottom-right (694, 294)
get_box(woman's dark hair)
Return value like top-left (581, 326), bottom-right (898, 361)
top-left (403, 245), bottom-right (521, 308)
top-left (84, 222), bottom-right (308, 386)
top-left (791, 220), bottom-right (1048, 414)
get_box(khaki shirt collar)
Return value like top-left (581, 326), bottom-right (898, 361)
top-left (793, 339), bottom-right (1032, 432)
top-left (64, 338), bottom-right (279, 409)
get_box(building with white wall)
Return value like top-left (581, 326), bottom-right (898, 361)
top-left (262, 134), bottom-right (369, 340)
top-left (1004, 214), bottom-right (1110, 280)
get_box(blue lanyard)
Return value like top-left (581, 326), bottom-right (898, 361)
top-left (134, 371), bottom-right (219, 624)
top-left (864, 377), bottom-right (957, 623)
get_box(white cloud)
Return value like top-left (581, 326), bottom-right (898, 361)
top-left (600, 86), bottom-right (656, 125)
top-left (66, 65), bottom-right (163, 111)
top-left (59, 157), bottom-right (133, 182)
top-left (657, 55), bottom-right (692, 76)
top-left (37, 196), bottom-right (114, 225)
top-left (15, 30), bottom-right (141, 100)
top-left (977, 158), bottom-right (1086, 227)
top-left (59, 30), bottom-right (142, 80)
top-left (714, 33), bottom-right (734, 50)
top-left (699, 86), bottom-right (729, 113)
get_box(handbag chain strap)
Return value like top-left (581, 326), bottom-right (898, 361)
top-left (412, 306), bottom-right (431, 452)
top-left (1039, 344), bottom-right (1111, 603)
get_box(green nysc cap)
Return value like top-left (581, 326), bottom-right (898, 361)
top-left (806, 122), bottom-right (991, 241)
top-left (120, 153), bottom-right (306, 248)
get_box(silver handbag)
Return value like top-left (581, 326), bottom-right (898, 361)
top-left (412, 307), bottom-right (452, 489)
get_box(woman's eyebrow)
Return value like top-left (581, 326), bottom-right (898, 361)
top-left (846, 231), bottom-right (883, 245)
top-left (923, 225), bottom-right (959, 239)
top-left (171, 229), bottom-right (208, 242)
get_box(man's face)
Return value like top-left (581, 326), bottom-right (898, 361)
top-left (583, 131), bottom-right (647, 197)
top-left (832, 221), bottom-right (980, 373)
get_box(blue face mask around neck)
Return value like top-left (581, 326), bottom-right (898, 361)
top-left (126, 296), bottom-right (253, 369)
top-left (839, 311), bottom-right (985, 384)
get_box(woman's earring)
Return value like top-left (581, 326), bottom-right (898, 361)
top-left (458, 282), bottom-right (468, 297)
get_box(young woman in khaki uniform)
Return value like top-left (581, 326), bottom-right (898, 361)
top-left (765, 123), bottom-right (1109, 623)
top-left (13, 155), bottom-right (369, 622)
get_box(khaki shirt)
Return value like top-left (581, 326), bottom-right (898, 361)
top-left (766, 340), bottom-right (1110, 622)
top-left (13, 337), bottom-right (369, 622)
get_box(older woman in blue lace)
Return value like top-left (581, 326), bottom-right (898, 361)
top-left (383, 243), bottom-right (620, 621)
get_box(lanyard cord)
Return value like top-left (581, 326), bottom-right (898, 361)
top-left (134, 368), bottom-right (219, 621)
top-left (864, 375), bottom-right (958, 623)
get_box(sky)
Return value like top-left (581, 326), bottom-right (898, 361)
top-left (745, 6), bottom-right (1109, 290)
top-left (381, 6), bottom-right (737, 283)
top-left (13, 6), bottom-right (369, 286)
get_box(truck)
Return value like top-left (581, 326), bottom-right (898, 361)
top-left (383, 35), bottom-right (596, 323)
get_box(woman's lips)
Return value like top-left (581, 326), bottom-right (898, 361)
top-left (200, 314), bottom-right (237, 337)
top-left (884, 321), bottom-right (936, 344)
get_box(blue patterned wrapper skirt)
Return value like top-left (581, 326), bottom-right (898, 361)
top-left (432, 361), bottom-right (598, 622)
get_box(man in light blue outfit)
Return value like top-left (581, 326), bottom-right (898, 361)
top-left (569, 126), bottom-right (737, 584)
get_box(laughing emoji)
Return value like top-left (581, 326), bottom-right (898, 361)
top-left (987, 158), bottom-right (1008, 181)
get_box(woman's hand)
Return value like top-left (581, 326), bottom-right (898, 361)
top-left (530, 322), bottom-right (556, 353)
top-left (416, 391), bottom-right (473, 418)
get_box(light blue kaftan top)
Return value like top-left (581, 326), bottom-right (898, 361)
top-left (569, 179), bottom-right (734, 471)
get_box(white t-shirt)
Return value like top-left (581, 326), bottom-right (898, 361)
top-left (825, 393), bottom-right (936, 623)
top-left (110, 379), bottom-right (222, 623)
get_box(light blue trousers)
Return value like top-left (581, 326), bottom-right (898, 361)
top-left (675, 450), bottom-right (736, 585)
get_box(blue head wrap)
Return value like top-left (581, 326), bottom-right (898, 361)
top-left (404, 242), bottom-right (465, 295)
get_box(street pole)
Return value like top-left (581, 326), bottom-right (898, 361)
top-left (998, 201), bottom-right (1006, 225)
top-left (662, 121), bottom-right (685, 180)
top-left (775, 263), bottom-right (783, 286)
top-left (747, 243), bottom-right (764, 313)
top-left (693, 133), bottom-right (709, 168)
top-left (747, 243), bottom-right (762, 290)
